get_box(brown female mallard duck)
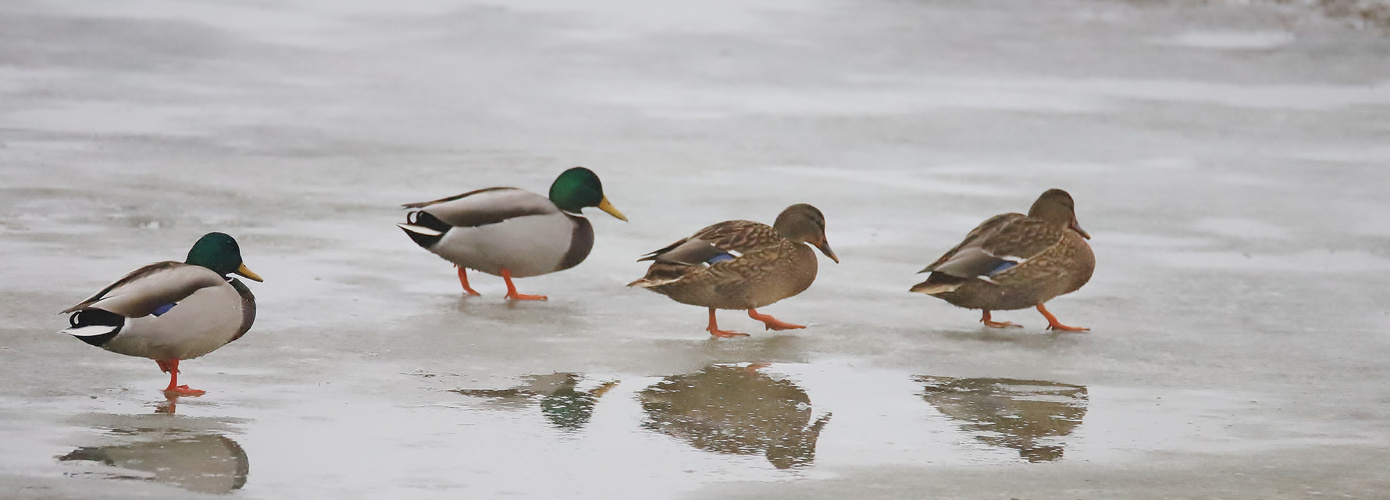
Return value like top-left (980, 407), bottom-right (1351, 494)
top-left (628, 203), bottom-right (838, 337)
top-left (910, 189), bottom-right (1094, 331)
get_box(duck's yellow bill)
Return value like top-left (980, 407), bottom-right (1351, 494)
top-left (597, 197), bottom-right (628, 221)
top-left (237, 264), bottom-right (264, 282)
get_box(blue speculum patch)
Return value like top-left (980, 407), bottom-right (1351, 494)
top-left (988, 260), bottom-right (1018, 276)
top-left (151, 303), bottom-right (176, 317)
top-left (706, 253), bottom-right (736, 264)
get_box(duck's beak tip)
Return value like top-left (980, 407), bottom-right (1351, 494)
top-left (237, 264), bottom-right (264, 282)
top-left (598, 197), bottom-right (627, 222)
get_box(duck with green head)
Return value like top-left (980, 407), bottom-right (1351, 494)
top-left (61, 232), bottom-right (263, 396)
top-left (911, 189), bottom-right (1094, 331)
top-left (628, 204), bottom-right (838, 337)
top-left (398, 167), bottom-right (627, 300)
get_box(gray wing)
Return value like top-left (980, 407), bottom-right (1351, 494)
top-left (63, 263), bottom-right (228, 318)
top-left (402, 187), bottom-right (558, 228)
top-left (63, 261), bottom-right (180, 313)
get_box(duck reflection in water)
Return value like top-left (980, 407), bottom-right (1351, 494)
top-left (639, 364), bottom-right (831, 469)
top-left (452, 373), bottom-right (618, 431)
top-left (58, 433), bottom-right (248, 494)
top-left (916, 376), bottom-right (1087, 462)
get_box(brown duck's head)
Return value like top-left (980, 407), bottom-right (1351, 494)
top-left (774, 203), bottom-right (839, 263)
top-left (1028, 189), bottom-right (1089, 240)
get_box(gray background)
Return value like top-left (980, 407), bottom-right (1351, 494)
top-left (1, 0), bottom-right (1388, 498)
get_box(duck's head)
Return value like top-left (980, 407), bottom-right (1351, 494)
top-left (186, 232), bottom-right (263, 282)
top-left (549, 167), bottom-right (627, 221)
top-left (1028, 189), bottom-right (1089, 239)
top-left (774, 203), bottom-right (838, 263)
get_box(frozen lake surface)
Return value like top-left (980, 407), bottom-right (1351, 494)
top-left (2, 0), bottom-right (1389, 498)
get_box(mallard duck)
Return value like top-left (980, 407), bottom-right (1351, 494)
top-left (60, 232), bottom-right (262, 396)
top-left (628, 203), bottom-right (837, 337)
top-left (398, 167), bottom-right (627, 300)
top-left (910, 189), bottom-right (1094, 331)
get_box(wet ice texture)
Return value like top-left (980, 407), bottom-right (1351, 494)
top-left (2, 0), bottom-right (1390, 498)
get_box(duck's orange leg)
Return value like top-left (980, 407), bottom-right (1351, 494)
top-left (501, 268), bottom-right (547, 301)
top-left (980, 310), bottom-right (1021, 328)
top-left (157, 359), bottom-right (205, 396)
top-left (1037, 304), bottom-right (1088, 332)
top-left (707, 307), bottom-right (749, 338)
top-left (748, 309), bottom-right (805, 331)
top-left (456, 266), bottom-right (482, 296)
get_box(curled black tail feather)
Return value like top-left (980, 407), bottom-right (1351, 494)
top-left (65, 309), bottom-right (124, 347)
top-left (400, 211), bottom-right (450, 248)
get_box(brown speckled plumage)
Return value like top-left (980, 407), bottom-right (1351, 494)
top-left (630, 204), bottom-right (838, 336)
top-left (912, 189), bottom-right (1094, 330)
top-left (631, 220), bottom-right (820, 309)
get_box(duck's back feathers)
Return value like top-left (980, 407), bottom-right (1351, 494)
top-left (62, 263), bottom-right (225, 318)
top-left (639, 220), bottom-right (772, 266)
top-left (403, 187), bottom-right (559, 228)
top-left (923, 213), bottom-right (1068, 282)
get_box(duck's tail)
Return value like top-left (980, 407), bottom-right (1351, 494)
top-left (61, 308), bottom-right (124, 347)
top-left (627, 262), bottom-right (690, 288)
top-left (909, 274), bottom-right (963, 295)
top-left (398, 211), bottom-right (450, 248)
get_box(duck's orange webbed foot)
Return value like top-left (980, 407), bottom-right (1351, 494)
top-left (706, 308), bottom-right (749, 338)
top-left (707, 327), bottom-right (750, 338)
top-left (1036, 304), bottom-right (1088, 332)
top-left (505, 291), bottom-right (548, 301)
top-left (980, 310), bottom-right (1022, 329)
top-left (164, 385), bottom-right (207, 397)
top-left (156, 359), bottom-right (206, 397)
top-left (748, 309), bottom-right (805, 331)
top-left (456, 266), bottom-right (482, 296)
top-left (501, 269), bottom-right (547, 301)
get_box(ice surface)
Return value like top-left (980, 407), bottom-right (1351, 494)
top-left (2, 0), bottom-right (1389, 498)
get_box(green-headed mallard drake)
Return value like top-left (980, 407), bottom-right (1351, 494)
top-left (628, 203), bottom-right (838, 337)
top-left (398, 167), bottom-right (627, 300)
top-left (910, 189), bottom-right (1094, 331)
top-left (60, 232), bottom-right (262, 396)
